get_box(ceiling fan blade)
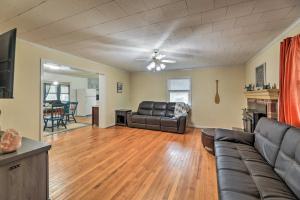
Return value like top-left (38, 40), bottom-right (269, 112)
top-left (135, 58), bottom-right (149, 61)
top-left (156, 54), bottom-right (166, 60)
top-left (162, 59), bottom-right (176, 63)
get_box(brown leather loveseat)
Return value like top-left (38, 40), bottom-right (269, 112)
top-left (127, 101), bottom-right (187, 134)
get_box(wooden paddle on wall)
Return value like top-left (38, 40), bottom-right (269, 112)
top-left (215, 80), bottom-right (220, 104)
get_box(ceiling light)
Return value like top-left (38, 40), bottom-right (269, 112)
top-left (60, 65), bottom-right (72, 71)
top-left (147, 62), bottom-right (155, 70)
top-left (44, 63), bottom-right (60, 70)
top-left (156, 66), bottom-right (161, 71)
top-left (160, 64), bottom-right (166, 70)
top-left (53, 81), bottom-right (59, 85)
top-left (162, 59), bottom-right (176, 63)
top-left (44, 63), bottom-right (74, 71)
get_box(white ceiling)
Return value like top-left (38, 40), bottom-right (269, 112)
top-left (0, 0), bottom-right (299, 71)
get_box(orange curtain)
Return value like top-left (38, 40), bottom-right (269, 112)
top-left (279, 34), bottom-right (300, 127)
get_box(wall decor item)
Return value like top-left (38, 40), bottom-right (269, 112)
top-left (0, 129), bottom-right (22, 153)
top-left (244, 84), bottom-right (255, 91)
top-left (263, 83), bottom-right (271, 89)
top-left (117, 82), bottom-right (123, 93)
top-left (256, 63), bottom-right (266, 89)
top-left (215, 80), bottom-right (220, 104)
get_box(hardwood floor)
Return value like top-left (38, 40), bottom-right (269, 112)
top-left (46, 126), bottom-right (218, 200)
top-left (75, 116), bottom-right (92, 124)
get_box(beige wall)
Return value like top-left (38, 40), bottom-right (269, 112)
top-left (246, 20), bottom-right (300, 86)
top-left (130, 66), bottom-right (246, 129)
top-left (0, 39), bottom-right (130, 140)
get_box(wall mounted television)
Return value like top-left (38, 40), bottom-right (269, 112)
top-left (0, 28), bottom-right (16, 98)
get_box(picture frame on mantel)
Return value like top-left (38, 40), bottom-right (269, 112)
top-left (255, 62), bottom-right (266, 89)
top-left (117, 82), bottom-right (123, 93)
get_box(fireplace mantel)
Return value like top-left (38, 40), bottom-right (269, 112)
top-left (244, 89), bottom-right (279, 100)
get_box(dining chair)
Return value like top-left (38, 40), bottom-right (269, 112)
top-left (43, 103), bottom-right (67, 132)
top-left (65, 102), bottom-right (78, 123)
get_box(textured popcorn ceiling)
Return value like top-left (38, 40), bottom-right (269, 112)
top-left (0, 0), bottom-right (299, 71)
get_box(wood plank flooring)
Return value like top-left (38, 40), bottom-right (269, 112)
top-left (75, 116), bottom-right (92, 124)
top-left (46, 126), bottom-right (218, 200)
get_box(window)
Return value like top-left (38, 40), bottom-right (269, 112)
top-left (168, 78), bottom-right (191, 105)
top-left (60, 85), bottom-right (70, 102)
top-left (44, 83), bottom-right (70, 102)
top-left (44, 84), bottom-right (58, 101)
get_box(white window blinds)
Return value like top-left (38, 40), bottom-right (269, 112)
top-left (168, 79), bottom-right (191, 91)
top-left (168, 78), bottom-right (191, 105)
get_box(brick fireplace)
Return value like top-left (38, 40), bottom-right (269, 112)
top-left (243, 89), bottom-right (279, 132)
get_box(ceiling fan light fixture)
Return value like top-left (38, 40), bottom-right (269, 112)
top-left (147, 62), bottom-right (155, 70)
top-left (143, 49), bottom-right (176, 71)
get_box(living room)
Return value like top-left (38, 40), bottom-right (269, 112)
top-left (0, 0), bottom-right (299, 200)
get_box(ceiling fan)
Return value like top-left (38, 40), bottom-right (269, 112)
top-left (136, 49), bottom-right (176, 71)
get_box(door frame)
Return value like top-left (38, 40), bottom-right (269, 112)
top-left (39, 59), bottom-right (107, 140)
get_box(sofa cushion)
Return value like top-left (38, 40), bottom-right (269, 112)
top-left (129, 123), bottom-right (146, 129)
top-left (244, 161), bottom-right (282, 181)
top-left (146, 124), bottom-right (160, 130)
top-left (138, 101), bottom-right (154, 115)
top-left (274, 127), bottom-right (300, 199)
top-left (220, 191), bottom-right (259, 200)
top-left (161, 117), bottom-right (177, 127)
top-left (218, 170), bottom-right (260, 198)
top-left (166, 103), bottom-right (175, 117)
top-left (251, 175), bottom-right (297, 199)
top-left (146, 116), bottom-right (161, 125)
top-left (254, 117), bottom-right (290, 167)
top-left (216, 156), bottom-right (248, 173)
top-left (152, 102), bottom-right (167, 116)
top-left (215, 141), bottom-right (263, 163)
top-left (131, 115), bottom-right (147, 124)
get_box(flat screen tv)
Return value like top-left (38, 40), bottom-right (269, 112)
top-left (0, 28), bottom-right (16, 98)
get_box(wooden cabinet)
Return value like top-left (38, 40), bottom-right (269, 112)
top-left (0, 138), bottom-right (51, 200)
top-left (92, 106), bottom-right (99, 126)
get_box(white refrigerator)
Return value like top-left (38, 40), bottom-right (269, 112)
top-left (76, 89), bottom-right (96, 116)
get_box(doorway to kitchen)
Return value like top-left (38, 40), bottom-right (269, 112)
top-left (40, 60), bottom-right (103, 138)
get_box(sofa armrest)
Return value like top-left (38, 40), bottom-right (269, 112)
top-left (215, 129), bottom-right (254, 146)
top-left (128, 112), bottom-right (138, 116)
top-left (127, 112), bottom-right (137, 126)
top-left (177, 116), bottom-right (186, 134)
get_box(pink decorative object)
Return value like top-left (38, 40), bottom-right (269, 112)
top-left (0, 129), bottom-right (22, 153)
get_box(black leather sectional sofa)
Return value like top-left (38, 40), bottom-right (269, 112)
top-left (215, 117), bottom-right (300, 200)
top-left (127, 101), bottom-right (187, 134)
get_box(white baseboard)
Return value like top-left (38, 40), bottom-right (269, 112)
top-left (189, 124), bottom-right (243, 130)
top-left (189, 125), bottom-right (219, 129)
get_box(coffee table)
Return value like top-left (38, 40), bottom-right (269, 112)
top-left (201, 128), bottom-right (216, 155)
